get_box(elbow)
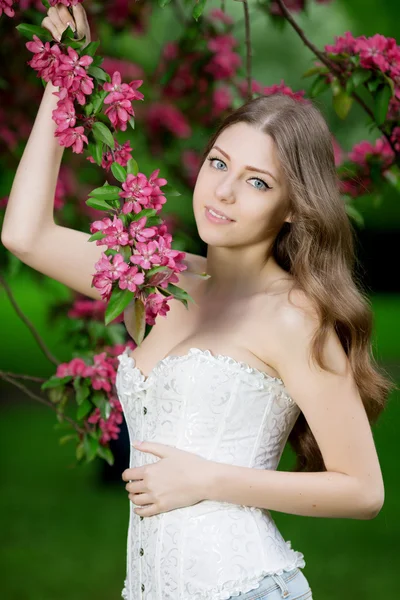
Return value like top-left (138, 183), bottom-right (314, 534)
top-left (359, 486), bottom-right (385, 520)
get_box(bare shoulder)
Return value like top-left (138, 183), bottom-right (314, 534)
top-left (255, 284), bottom-right (347, 380)
top-left (179, 251), bottom-right (208, 290)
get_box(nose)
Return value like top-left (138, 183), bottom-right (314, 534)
top-left (214, 174), bottom-right (236, 203)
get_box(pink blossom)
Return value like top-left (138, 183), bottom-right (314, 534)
top-left (212, 86), bottom-right (232, 116)
top-left (325, 31), bottom-right (357, 55)
top-left (162, 41), bottom-right (179, 61)
top-left (182, 150), bottom-right (202, 187)
top-left (102, 57), bottom-right (144, 81)
top-left (0, 0), bottom-right (14, 18)
top-left (94, 252), bottom-right (130, 281)
top-left (120, 173), bottom-right (153, 214)
top-left (118, 265), bottom-right (145, 293)
top-left (349, 137), bottom-right (394, 169)
top-left (92, 272), bottom-right (113, 301)
top-left (52, 99), bottom-right (76, 132)
top-left (146, 103), bottom-right (191, 138)
top-left (209, 8), bottom-right (234, 25)
top-left (90, 216), bottom-right (130, 250)
top-left (55, 125), bottom-right (88, 154)
top-left (262, 80), bottom-right (307, 102)
top-left (205, 35), bottom-right (241, 80)
top-left (26, 36), bottom-right (62, 82)
top-left (56, 357), bottom-right (94, 378)
top-left (90, 352), bottom-right (117, 392)
top-left (129, 217), bottom-right (158, 243)
top-left (354, 34), bottom-right (390, 72)
top-left (103, 71), bottom-right (144, 102)
top-left (145, 292), bottom-right (174, 326)
top-left (130, 240), bottom-right (161, 270)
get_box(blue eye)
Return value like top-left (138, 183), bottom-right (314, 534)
top-left (208, 157), bottom-right (226, 170)
top-left (249, 178), bottom-right (269, 191)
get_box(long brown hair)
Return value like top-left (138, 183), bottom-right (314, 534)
top-left (201, 93), bottom-right (396, 472)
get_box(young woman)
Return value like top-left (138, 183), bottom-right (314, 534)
top-left (1, 4), bottom-right (393, 600)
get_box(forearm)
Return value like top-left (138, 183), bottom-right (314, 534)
top-left (205, 461), bottom-right (381, 520)
top-left (1, 81), bottom-right (65, 250)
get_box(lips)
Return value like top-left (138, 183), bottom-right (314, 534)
top-left (205, 205), bottom-right (234, 221)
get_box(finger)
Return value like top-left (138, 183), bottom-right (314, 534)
top-left (133, 504), bottom-right (157, 517)
top-left (129, 492), bottom-right (152, 506)
top-left (53, 4), bottom-right (77, 33)
top-left (41, 16), bottom-right (62, 43)
top-left (125, 480), bottom-right (146, 493)
top-left (122, 466), bottom-right (146, 482)
top-left (71, 4), bottom-right (90, 41)
top-left (48, 6), bottom-right (71, 38)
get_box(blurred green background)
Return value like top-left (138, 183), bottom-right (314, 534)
top-left (1, 1), bottom-right (399, 599)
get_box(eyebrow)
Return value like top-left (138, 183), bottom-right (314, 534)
top-left (212, 145), bottom-right (278, 183)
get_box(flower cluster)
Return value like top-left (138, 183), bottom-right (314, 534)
top-left (56, 348), bottom-right (130, 445)
top-left (339, 137), bottom-right (395, 197)
top-left (103, 71), bottom-right (144, 131)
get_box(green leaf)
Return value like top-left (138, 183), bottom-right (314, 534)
top-left (130, 208), bottom-right (157, 222)
top-left (302, 66), bottom-right (326, 79)
top-left (97, 445), bottom-right (114, 466)
top-left (128, 117), bottom-right (135, 131)
top-left (111, 163), bottom-right (127, 183)
top-left (59, 434), bottom-right (78, 446)
top-left (82, 41), bottom-right (100, 58)
top-left (123, 297), bottom-right (146, 345)
top-left (41, 375), bottom-right (73, 390)
top-left (88, 66), bottom-right (109, 82)
top-left (86, 197), bottom-right (114, 212)
top-left (41, 0), bottom-right (51, 9)
top-left (345, 203), bottom-right (364, 227)
top-left (351, 68), bottom-right (372, 89)
top-left (105, 287), bottom-right (135, 326)
top-left (165, 283), bottom-right (195, 304)
top-left (88, 231), bottom-right (107, 242)
top-left (92, 121), bottom-right (115, 149)
top-left (16, 23), bottom-right (53, 42)
top-left (193, 0), bottom-right (207, 20)
top-left (309, 74), bottom-right (329, 98)
top-left (333, 88), bottom-right (353, 119)
top-left (163, 184), bottom-right (181, 197)
top-left (374, 84), bottom-right (392, 126)
top-left (89, 185), bottom-right (121, 200)
top-left (76, 442), bottom-right (85, 461)
top-left (368, 78), bottom-right (381, 93)
top-left (159, 0), bottom-right (172, 6)
top-left (77, 397), bottom-right (92, 419)
top-left (91, 90), bottom-right (108, 115)
top-left (84, 432), bottom-right (99, 462)
top-left (127, 158), bottom-right (139, 176)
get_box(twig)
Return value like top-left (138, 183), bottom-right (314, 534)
top-left (0, 371), bottom-right (46, 383)
top-left (221, 0), bottom-right (226, 10)
top-left (243, 1), bottom-right (252, 101)
top-left (274, 0), bottom-right (398, 155)
top-left (0, 272), bottom-right (60, 366)
top-left (0, 372), bottom-right (85, 435)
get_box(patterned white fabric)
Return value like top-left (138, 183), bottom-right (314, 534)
top-left (116, 346), bottom-right (305, 600)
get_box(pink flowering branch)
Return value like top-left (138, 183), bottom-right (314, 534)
top-left (274, 0), bottom-right (398, 155)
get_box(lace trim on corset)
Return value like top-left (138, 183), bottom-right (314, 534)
top-left (117, 346), bottom-right (296, 403)
top-left (121, 579), bottom-right (128, 599)
top-left (191, 541), bottom-right (306, 600)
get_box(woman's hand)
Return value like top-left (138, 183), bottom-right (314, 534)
top-left (122, 441), bottom-right (214, 517)
top-left (41, 2), bottom-right (91, 45)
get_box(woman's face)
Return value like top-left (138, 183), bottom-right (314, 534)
top-left (193, 122), bottom-right (290, 248)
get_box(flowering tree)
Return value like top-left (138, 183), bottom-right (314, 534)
top-left (0, 0), bottom-right (399, 465)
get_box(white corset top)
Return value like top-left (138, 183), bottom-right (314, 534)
top-left (116, 346), bottom-right (305, 600)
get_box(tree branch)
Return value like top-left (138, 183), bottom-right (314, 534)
top-left (274, 0), bottom-right (398, 156)
top-left (0, 272), bottom-right (60, 366)
top-left (0, 371), bottom-right (85, 435)
top-left (243, 1), bottom-right (252, 101)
